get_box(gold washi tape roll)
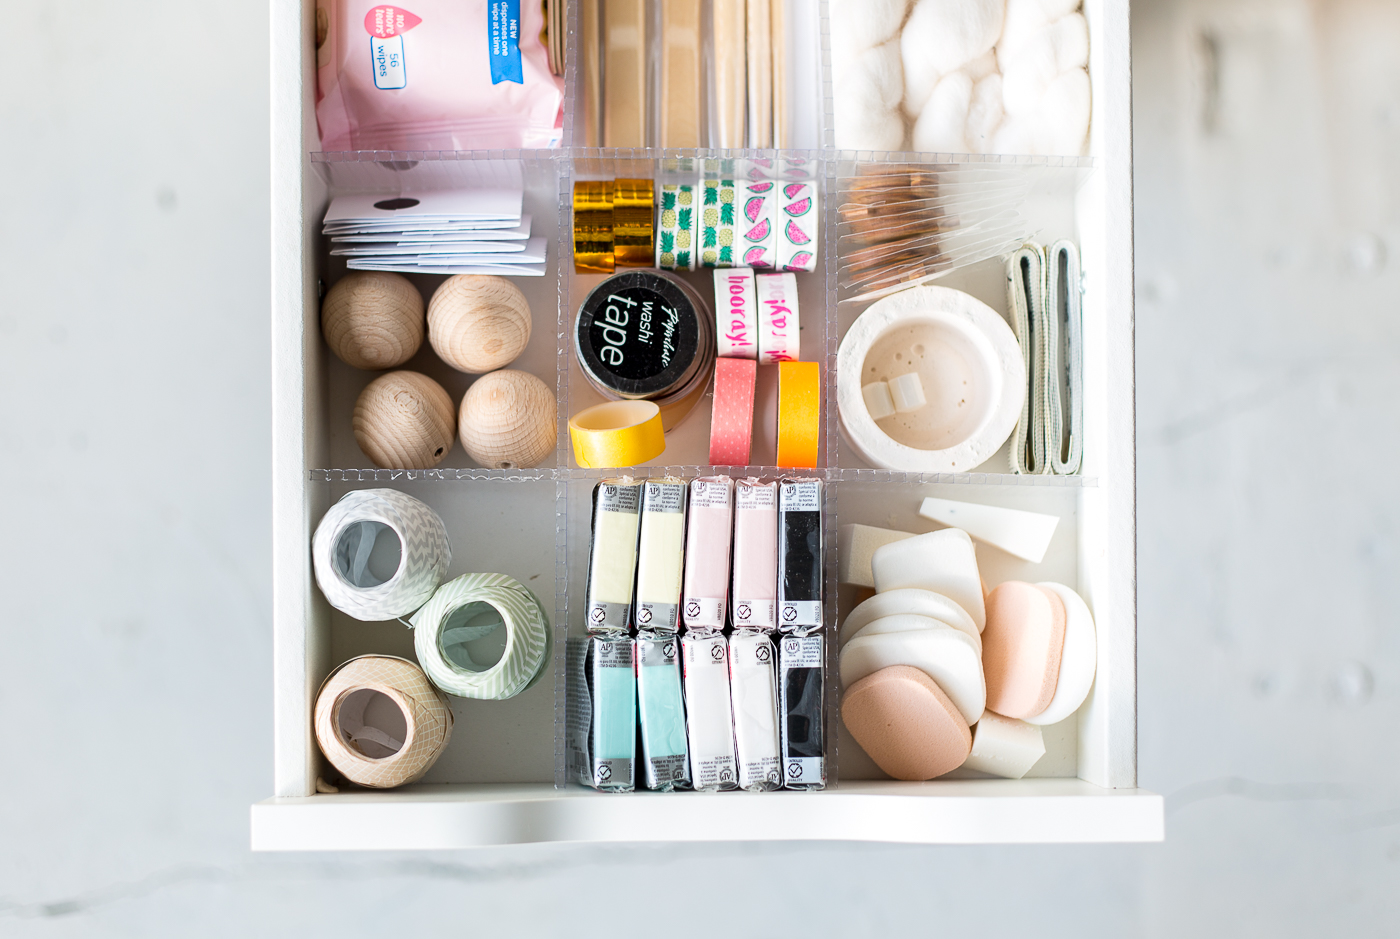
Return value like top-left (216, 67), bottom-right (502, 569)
top-left (573, 180), bottom-right (615, 274)
top-left (569, 400), bottom-right (667, 468)
top-left (612, 178), bottom-right (655, 267)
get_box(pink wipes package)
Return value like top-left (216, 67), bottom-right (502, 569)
top-left (315, 1), bottom-right (564, 151)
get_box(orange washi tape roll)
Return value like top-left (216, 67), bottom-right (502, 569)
top-left (776, 360), bottom-right (820, 468)
top-left (573, 180), bottom-right (614, 274)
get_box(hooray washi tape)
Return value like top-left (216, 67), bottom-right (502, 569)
top-left (311, 489), bottom-right (451, 621)
top-left (756, 271), bottom-right (799, 363)
top-left (410, 572), bottom-right (551, 700)
top-left (715, 268), bottom-right (757, 358)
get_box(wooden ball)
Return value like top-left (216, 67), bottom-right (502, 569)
top-left (353, 371), bottom-right (455, 469)
top-left (427, 275), bottom-right (532, 374)
top-left (458, 369), bottom-right (556, 469)
top-left (322, 272), bottom-right (425, 370)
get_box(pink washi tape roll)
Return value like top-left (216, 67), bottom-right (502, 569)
top-left (714, 269), bottom-right (758, 359)
top-left (737, 180), bottom-right (778, 269)
top-left (775, 180), bottom-right (818, 272)
top-left (709, 356), bottom-right (757, 466)
top-left (757, 272), bottom-right (800, 364)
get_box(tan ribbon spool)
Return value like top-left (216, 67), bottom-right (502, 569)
top-left (314, 655), bottom-right (454, 789)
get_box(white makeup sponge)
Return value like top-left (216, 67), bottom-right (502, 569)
top-left (840, 625), bottom-right (986, 725)
top-left (901, 0), bottom-right (1005, 114)
top-left (963, 710), bottom-right (1046, 778)
top-left (1021, 581), bottom-right (1096, 726)
top-left (871, 528), bottom-right (987, 631)
top-left (839, 588), bottom-right (979, 646)
top-left (848, 612), bottom-right (982, 658)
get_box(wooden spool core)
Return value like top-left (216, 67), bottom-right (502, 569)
top-left (353, 371), bottom-right (456, 469)
top-left (321, 271), bottom-right (425, 370)
top-left (458, 369), bottom-right (556, 469)
top-left (427, 275), bottom-right (533, 374)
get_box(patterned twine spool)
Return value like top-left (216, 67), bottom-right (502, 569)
top-left (657, 183), bottom-right (697, 271)
top-left (573, 179), bottom-right (614, 274)
top-left (700, 179), bottom-right (738, 268)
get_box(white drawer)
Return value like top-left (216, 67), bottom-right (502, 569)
top-left (255, 0), bottom-right (1161, 850)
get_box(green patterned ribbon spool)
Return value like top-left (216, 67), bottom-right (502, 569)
top-left (411, 572), bottom-right (552, 700)
top-left (700, 178), bottom-right (738, 269)
top-left (657, 183), bottom-right (698, 271)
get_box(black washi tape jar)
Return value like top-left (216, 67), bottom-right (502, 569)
top-left (575, 270), bottom-right (715, 429)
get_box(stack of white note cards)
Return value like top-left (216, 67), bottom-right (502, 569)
top-left (323, 190), bottom-right (545, 276)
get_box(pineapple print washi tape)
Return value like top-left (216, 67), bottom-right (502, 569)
top-left (657, 183), bottom-right (698, 271)
top-left (775, 180), bottom-right (818, 272)
top-left (700, 179), bottom-right (738, 268)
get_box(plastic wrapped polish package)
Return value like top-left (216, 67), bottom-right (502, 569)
top-left (568, 475), bottom-right (826, 793)
top-left (836, 497), bottom-right (1098, 782)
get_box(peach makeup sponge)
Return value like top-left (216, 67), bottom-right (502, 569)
top-left (981, 581), bottom-right (1066, 720)
top-left (840, 622), bottom-right (985, 725)
top-left (838, 587), bottom-right (979, 647)
top-left (842, 665), bottom-right (972, 780)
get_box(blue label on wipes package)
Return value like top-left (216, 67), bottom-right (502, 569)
top-left (370, 35), bottom-right (407, 89)
top-left (488, 0), bottom-right (523, 84)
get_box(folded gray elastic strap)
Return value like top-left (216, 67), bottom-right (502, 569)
top-left (1046, 240), bottom-right (1084, 475)
top-left (1006, 245), bottom-right (1049, 475)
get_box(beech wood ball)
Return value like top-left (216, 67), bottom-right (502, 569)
top-left (353, 371), bottom-right (456, 469)
top-left (321, 271), bottom-right (425, 370)
top-left (427, 275), bottom-right (532, 374)
top-left (458, 369), bottom-right (556, 469)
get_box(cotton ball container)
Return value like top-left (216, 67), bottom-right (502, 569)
top-left (833, 39), bottom-right (908, 151)
top-left (458, 369), bottom-right (556, 469)
top-left (910, 71), bottom-right (973, 153)
top-left (427, 275), bottom-right (533, 374)
top-left (901, 0), bottom-right (1004, 114)
top-left (353, 370), bottom-right (456, 469)
top-left (321, 271), bottom-right (425, 370)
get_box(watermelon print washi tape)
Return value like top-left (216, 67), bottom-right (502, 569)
top-left (737, 180), bottom-right (777, 270)
top-left (775, 180), bottom-right (818, 272)
top-left (657, 183), bottom-right (698, 271)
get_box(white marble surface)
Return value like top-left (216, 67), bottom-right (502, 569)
top-left (3, 0), bottom-right (1400, 934)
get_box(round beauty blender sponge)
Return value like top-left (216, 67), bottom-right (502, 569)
top-left (981, 581), bottom-right (1066, 720)
top-left (842, 665), bottom-right (972, 780)
top-left (1021, 582), bottom-right (1096, 726)
top-left (428, 275), bottom-right (532, 374)
top-left (321, 271), bottom-right (425, 370)
top-left (353, 371), bottom-right (456, 470)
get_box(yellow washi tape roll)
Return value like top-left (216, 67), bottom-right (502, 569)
top-left (777, 360), bottom-right (821, 468)
top-left (569, 400), bottom-right (667, 468)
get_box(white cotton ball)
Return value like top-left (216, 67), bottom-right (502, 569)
top-left (1000, 0), bottom-right (1054, 49)
top-left (990, 116), bottom-right (1033, 155)
top-left (911, 70), bottom-right (973, 153)
top-left (1034, 66), bottom-right (1091, 155)
top-left (831, 23), bottom-right (865, 84)
top-left (836, 105), bottom-right (908, 151)
top-left (830, 0), bottom-right (912, 55)
top-left (964, 48), bottom-right (999, 82)
top-left (965, 73), bottom-right (1005, 153)
top-left (1038, 0), bottom-right (1082, 20)
top-left (901, 0), bottom-right (1005, 114)
top-left (1052, 12), bottom-right (1089, 70)
top-left (836, 39), bottom-right (905, 113)
top-left (999, 26), bottom-right (1059, 116)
